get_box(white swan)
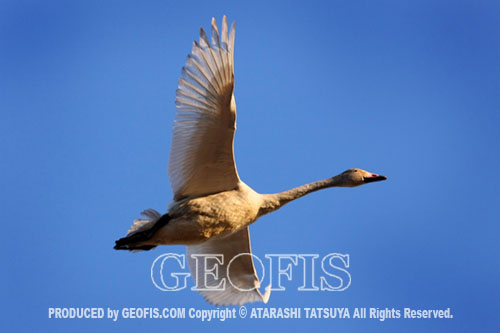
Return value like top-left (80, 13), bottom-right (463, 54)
top-left (115, 16), bottom-right (387, 306)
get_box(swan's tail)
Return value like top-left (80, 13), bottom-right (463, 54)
top-left (114, 209), bottom-right (170, 252)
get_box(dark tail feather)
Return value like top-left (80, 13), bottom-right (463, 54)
top-left (113, 242), bottom-right (156, 251)
top-left (114, 214), bottom-right (171, 251)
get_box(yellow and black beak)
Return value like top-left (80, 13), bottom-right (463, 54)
top-left (363, 173), bottom-right (387, 183)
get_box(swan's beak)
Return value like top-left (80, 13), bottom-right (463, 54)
top-left (363, 173), bottom-right (387, 183)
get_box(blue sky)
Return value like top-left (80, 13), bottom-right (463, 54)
top-left (2, 0), bottom-right (499, 331)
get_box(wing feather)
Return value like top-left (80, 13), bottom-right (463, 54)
top-left (169, 16), bottom-right (239, 200)
top-left (187, 228), bottom-right (271, 306)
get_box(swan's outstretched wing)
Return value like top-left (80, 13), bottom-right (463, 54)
top-left (169, 16), bottom-right (239, 200)
top-left (186, 228), bottom-right (271, 306)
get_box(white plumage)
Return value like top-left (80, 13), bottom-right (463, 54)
top-left (169, 16), bottom-right (239, 201)
top-left (187, 228), bottom-right (270, 306)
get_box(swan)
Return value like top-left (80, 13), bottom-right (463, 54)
top-left (114, 16), bottom-right (387, 306)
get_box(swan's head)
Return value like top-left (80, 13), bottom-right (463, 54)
top-left (338, 168), bottom-right (387, 187)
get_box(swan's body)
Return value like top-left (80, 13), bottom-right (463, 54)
top-left (153, 182), bottom-right (261, 245)
top-left (115, 17), bottom-right (386, 306)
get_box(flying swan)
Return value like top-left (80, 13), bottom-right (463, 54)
top-left (115, 16), bottom-right (387, 306)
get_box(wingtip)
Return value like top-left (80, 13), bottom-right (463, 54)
top-left (199, 27), bottom-right (211, 47)
top-left (261, 284), bottom-right (272, 303)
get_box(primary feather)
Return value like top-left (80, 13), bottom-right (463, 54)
top-left (169, 17), bottom-right (239, 201)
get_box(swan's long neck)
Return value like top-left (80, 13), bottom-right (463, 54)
top-left (258, 175), bottom-right (344, 216)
